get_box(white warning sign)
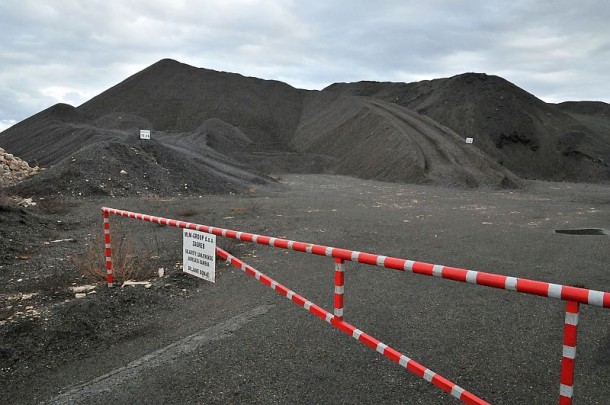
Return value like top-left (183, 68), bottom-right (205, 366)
top-left (140, 129), bottom-right (151, 140)
top-left (183, 229), bottom-right (216, 282)
top-left (465, 137), bottom-right (474, 144)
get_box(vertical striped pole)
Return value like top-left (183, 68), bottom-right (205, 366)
top-left (559, 301), bottom-right (579, 404)
top-left (103, 210), bottom-right (113, 288)
top-left (334, 258), bottom-right (345, 321)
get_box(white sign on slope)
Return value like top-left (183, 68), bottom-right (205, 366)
top-left (183, 229), bottom-right (216, 282)
top-left (139, 129), bottom-right (151, 140)
top-left (466, 137), bottom-right (474, 144)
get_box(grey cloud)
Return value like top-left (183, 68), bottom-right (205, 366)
top-left (1, 0), bottom-right (609, 129)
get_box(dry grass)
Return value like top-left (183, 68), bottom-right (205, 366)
top-left (177, 208), bottom-right (198, 217)
top-left (72, 223), bottom-right (153, 285)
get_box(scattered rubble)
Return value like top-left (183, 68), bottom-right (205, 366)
top-left (69, 285), bottom-right (97, 293)
top-left (16, 197), bottom-right (36, 207)
top-left (0, 146), bottom-right (42, 186)
top-left (122, 280), bottom-right (153, 288)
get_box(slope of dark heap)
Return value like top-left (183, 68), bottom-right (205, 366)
top-left (78, 58), bottom-right (306, 150)
top-left (0, 103), bottom-right (103, 166)
top-left (326, 74), bottom-right (610, 183)
top-left (293, 91), bottom-right (521, 188)
top-left (10, 136), bottom-right (274, 198)
top-left (0, 101), bottom-right (277, 198)
top-left (555, 101), bottom-right (610, 154)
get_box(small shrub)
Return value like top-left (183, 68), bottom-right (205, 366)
top-left (72, 223), bottom-right (153, 285)
top-left (177, 208), bottom-right (198, 217)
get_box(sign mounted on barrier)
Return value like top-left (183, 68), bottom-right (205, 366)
top-left (183, 229), bottom-right (216, 282)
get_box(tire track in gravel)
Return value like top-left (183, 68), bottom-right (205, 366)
top-left (45, 305), bottom-right (273, 405)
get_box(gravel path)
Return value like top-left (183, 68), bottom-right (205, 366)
top-left (1, 174), bottom-right (609, 404)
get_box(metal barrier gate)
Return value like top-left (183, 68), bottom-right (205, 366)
top-left (102, 207), bottom-right (610, 404)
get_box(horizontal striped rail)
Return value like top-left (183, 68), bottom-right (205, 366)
top-left (102, 207), bottom-right (610, 308)
top-left (216, 246), bottom-right (488, 405)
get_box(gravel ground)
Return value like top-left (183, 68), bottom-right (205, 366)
top-left (1, 174), bottom-right (609, 404)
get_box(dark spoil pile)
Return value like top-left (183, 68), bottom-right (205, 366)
top-left (5, 58), bottom-right (606, 194)
top-left (10, 137), bottom-right (276, 198)
top-left (326, 73), bottom-right (610, 183)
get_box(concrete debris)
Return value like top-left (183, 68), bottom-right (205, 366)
top-left (69, 285), bottom-right (97, 293)
top-left (121, 280), bottom-right (152, 288)
top-left (16, 197), bottom-right (36, 207)
top-left (0, 146), bottom-right (43, 186)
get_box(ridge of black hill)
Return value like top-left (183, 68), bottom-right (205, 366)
top-left (326, 74), bottom-right (610, 183)
top-left (78, 58), bottom-right (306, 151)
top-left (555, 101), bottom-right (610, 152)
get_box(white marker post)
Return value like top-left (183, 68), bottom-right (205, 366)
top-left (183, 229), bottom-right (216, 282)
top-left (139, 129), bottom-right (151, 140)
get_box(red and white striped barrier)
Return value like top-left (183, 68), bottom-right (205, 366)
top-left (101, 207), bottom-right (610, 308)
top-left (559, 301), bottom-right (579, 405)
top-left (101, 206), bottom-right (610, 403)
top-left (216, 246), bottom-right (488, 405)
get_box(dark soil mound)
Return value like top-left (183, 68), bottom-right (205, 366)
top-left (0, 104), bottom-right (107, 166)
top-left (193, 118), bottom-right (253, 154)
top-left (293, 92), bottom-right (521, 188)
top-left (11, 138), bottom-right (275, 198)
top-left (326, 74), bottom-right (610, 183)
top-left (1, 101), bottom-right (277, 198)
top-left (78, 59), bottom-right (307, 150)
top-left (555, 102), bottom-right (610, 160)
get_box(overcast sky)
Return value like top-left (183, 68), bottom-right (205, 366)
top-left (1, 0), bottom-right (609, 132)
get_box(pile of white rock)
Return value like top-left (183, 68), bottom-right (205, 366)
top-left (0, 147), bottom-right (42, 186)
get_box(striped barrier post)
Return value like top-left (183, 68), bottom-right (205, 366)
top-left (334, 258), bottom-right (345, 321)
top-left (559, 301), bottom-right (579, 404)
top-left (102, 210), bottom-right (113, 288)
top-left (216, 246), bottom-right (488, 405)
